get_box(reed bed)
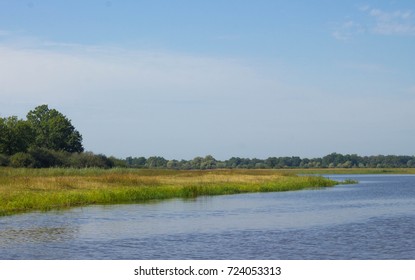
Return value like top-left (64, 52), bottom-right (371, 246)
top-left (0, 168), bottom-right (342, 216)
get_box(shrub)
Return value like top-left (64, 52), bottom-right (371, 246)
top-left (0, 154), bottom-right (9, 166)
top-left (69, 152), bottom-right (113, 168)
top-left (10, 152), bottom-right (36, 168)
top-left (28, 147), bottom-right (65, 168)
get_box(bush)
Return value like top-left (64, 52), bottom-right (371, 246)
top-left (49, 150), bottom-right (72, 167)
top-left (28, 147), bottom-right (65, 168)
top-left (0, 154), bottom-right (9, 166)
top-left (69, 152), bottom-right (113, 168)
top-left (10, 153), bottom-right (36, 168)
top-left (109, 156), bottom-right (127, 168)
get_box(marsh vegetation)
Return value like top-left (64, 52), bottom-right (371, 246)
top-left (0, 168), bottom-right (341, 216)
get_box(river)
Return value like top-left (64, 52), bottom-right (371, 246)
top-left (1, 174), bottom-right (414, 259)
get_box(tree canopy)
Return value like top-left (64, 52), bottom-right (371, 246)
top-left (0, 105), bottom-right (124, 168)
top-left (0, 116), bottom-right (33, 155)
top-left (26, 105), bottom-right (83, 153)
top-left (1, 104), bottom-right (83, 155)
top-left (123, 153), bottom-right (415, 170)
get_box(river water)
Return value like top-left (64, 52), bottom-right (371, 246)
top-left (1, 174), bottom-right (414, 259)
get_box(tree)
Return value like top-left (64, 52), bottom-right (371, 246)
top-left (146, 156), bottom-right (167, 168)
top-left (191, 156), bottom-right (203, 169)
top-left (26, 105), bottom-right (84, 153)
top-left (167, 159), bottom-right (180, 169)
top-left (0, 116), bottom-right (34, 155)
top-left (200, 155), bottom-right (217, 169)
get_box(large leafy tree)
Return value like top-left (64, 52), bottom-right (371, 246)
top-left (0, 116), bottom-right (34, 155)
top-left (26, 105), bottom-right (84, 153)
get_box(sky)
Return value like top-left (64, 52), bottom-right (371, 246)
top-left (0, 0), bottom-right (414, 160)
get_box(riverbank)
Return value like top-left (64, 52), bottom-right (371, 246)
top-left (279, 168), bottom-right (415, 175)
top-left (0, 168), bottom-right (345, 216)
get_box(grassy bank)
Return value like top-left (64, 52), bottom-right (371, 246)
top-left (0, 168), bottom-right (342, 216)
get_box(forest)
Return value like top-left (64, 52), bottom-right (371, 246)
top-left (125, 153), bottom-right (415, 170)
top-left (1, 105), bottom-right (415, 169)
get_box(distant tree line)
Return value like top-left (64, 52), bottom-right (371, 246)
top-left (125, 153), bottom-right (415, 169)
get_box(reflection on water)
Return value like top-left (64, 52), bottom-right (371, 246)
top-left (0, 227), bottom-right (78, 245)
top-left (1, 175), bottom-right (415, 259)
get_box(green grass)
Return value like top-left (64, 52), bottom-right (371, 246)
top-left (0, 168), bottom-right (347, 216)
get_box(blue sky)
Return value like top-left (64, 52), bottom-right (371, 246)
top-left (0, 0), bottom-right (414, 159)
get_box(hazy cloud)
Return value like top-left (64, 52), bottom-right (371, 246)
top-left (333, 6), bottom-right (415, 40)
top-left (369, 8), bottom-right (415, 35)
top-left (332, 20), bottom-right (364, 41)
top-left (0, 42), bottom-right (280, 106)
